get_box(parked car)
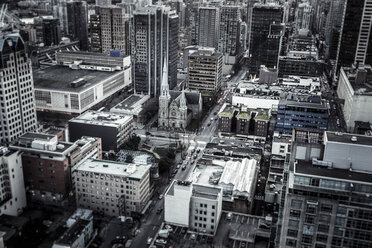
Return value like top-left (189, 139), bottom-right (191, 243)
top-left (155, 239), bottom-right (167, 245)
top-left (147, 237), bottom-right (153, 245)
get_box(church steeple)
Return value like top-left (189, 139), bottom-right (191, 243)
top-left (180, 87), bottom-right (187, 109)
top-left (160, 59), bottom-right (170, 98)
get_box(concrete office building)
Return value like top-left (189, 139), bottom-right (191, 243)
top-left (132, 6), bottom-right (179, 96)
top-left (249, 3), bottom-right (284, 75)
top-left (276, 95), bottom-right (329, 134)
top-left (10, 133), bottom-right (102, 205)
top-left (337, 65), bottom-right (372, 131)
top-left (324, 0), bottom-right (345, 59)
top-left (279, 131), bottom-right (372, 248)
top-left (67, 1), bottom-right (89, 51)
top-left (34, 17), bottom-right (61, 46)
top-left (165, 181), bottom-right (222, 235)
top-left (294, 1), bottom-right (312, 33)
top-left (73, 158), bottom-right (151, 216)
top-left (33, 55), bottom-right (131, 114)
top-left (69, 111), bottom-right (134, 151)
top-left (188, 47), bottom-right (223, 106)
top-left (218, 5), bottom-right (241, 67)
top-left (198, 7), bottom-right (220, 48)
top-left (90, 6), bottom-right (129, 55)
top-left (336, 0), bottom-right (372, 74)
top-left (0, 34), bottom-right (37, 144)
top-left (0, 148), bottom-right (26, 216)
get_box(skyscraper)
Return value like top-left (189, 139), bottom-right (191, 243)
top-left (218, 5), bottom-right (241, 62)
top-left (294, 1), bottom-right (312, 33)
top-left (324, 0), bottom-right (345, 59)
top-left (67, 1), bottom-right (89, 50)
top-left (336, 0), bottom-right (372, 73)
top-left (90, 6), bottom-right (129, 55)
top-left (198, 7), bottom-right (220, 48)
top-left (249, 3), bottom-right (284, 75)
top-left (0, 34), bottom-right (37, 144)
top-left (132, 6), bottom-right (179, 96)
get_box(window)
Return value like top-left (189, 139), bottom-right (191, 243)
top-left (288, 219), bottom-right (299, 229)
top-left (287, 229), bottom-right (298, 237)
top-left (318, 224), bottom-right (329, 233)
top-left (320, 204), bottom-right (333, 213)
top-left (305, 215), bottom-right (315, 224)
top-left (286, 239), bottom-right (297, 247)
top-left (319, 214), bottom-right (330, 223)
top-left (290, 209), bottom-right (301, 218)
top-left (302, 235), bottom-right (313, 244)
top-left (291, 199), bottom-right (302, 209)
top-left (316, 234), bottom-right (328, 243)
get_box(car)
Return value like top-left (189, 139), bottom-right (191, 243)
top-left (156, 208), bottom-right (163, 214)
top-left (190, 233), bottom-right (196, 240)
top-left (155, 239), bottom-right (167, 245)
top-left (159, 194), bottom-right (163, 200)
top-left (182, 165), bottom-right (186, 170)
top-left (197, 149), bottom-right (200, 153)
top-left (240, 241), bottom-right (247, 247)
top-left (176, 164), bottom-right (181, 169)
top-left (181, 228), bottom-right (187, 234)
top-left (147, 237), bottom-right (153, 245)
top-left (174, 169), bottom-right (178, 174)
top-left (193, 154), bottom-right (197, 159)
top-left (214, 112), bottom-right (217, 115)
top-left (164, 225), bottom-right (173, 232)
top-left (226, 212), bottom-right (233, 220)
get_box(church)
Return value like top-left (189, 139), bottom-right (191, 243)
top-left (158, 62), bottom-right (202, 129)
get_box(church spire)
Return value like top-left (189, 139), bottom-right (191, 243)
top-left (160, 58), bottom-right (169, 97)
top-left (180, 87), bottom-right (187, 109)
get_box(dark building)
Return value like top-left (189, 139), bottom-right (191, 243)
top-left (133, 6), bottom-right (179, 96)
top-left (276, 95), bottom-right (329, 134)
top-left (35, 17), bottom-right (61, 46)
top-left (67, 1), bottom-right (89, 50)
top-left (68, 111), bottom-right (134, 151)
top-left (249, 3), bottom-right (283, 75)
top-left (278, 57), bottom-right (324, 77)
top-left (336, 0), bottom-right (372, 74)
top-left (218, 105), bottom-right (269, 137)
top-left (90, 14), bottom-right (101, 52)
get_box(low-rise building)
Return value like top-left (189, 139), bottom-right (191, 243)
top-left (337, 65), bottom-right (372, 131)
top-left (33, 57), bottom-right (131, 113)
top-left (69, 111), bottom-right (134, 151)
top-left (276, 95), bottom-right (329, 134)
top-left (0, 148), bottom-right (26, 216)
top-left (52, 219), bottom-right (93, 248)
top-left (164, 181), bottom-right (222, 235)
top-left (10, 133), bottom-right (102, 205)
top-left (110, 94), bottom-right (151, 125)
top-left (73, 158), bottom-right (151, 216)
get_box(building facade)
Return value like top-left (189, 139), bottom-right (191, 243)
top-left (188, 47), bottom-right (223, 107)
top-left (198, 7), bottom-right (219, 48)
top-left (132, 6), bottom-right (179, 96)
top-left (0, 148), bottom-right (26, 216)
top-left (276, 95), bottom-right (329, 134)
top-left (10, 133), bottom-right (102, 205)
top-left (249, 3), bottom-right (284, 75)
top-left (0, 34), bottom-right (37, 144)
top-left (67, 1), bottom-right (89, 51)
top-left (73, 158), bottom-right (151, 216)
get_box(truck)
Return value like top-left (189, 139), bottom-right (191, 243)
top-left (158, 229), bottom-right (169, 238)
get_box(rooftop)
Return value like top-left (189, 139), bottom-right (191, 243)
top-left (341, 65), bottom-right (372, 95)
top-left (325, 131), bottom-right (372, 147)
top-left (295, 160), bottom-right (372, 184)
top-left (69, 111), bottom-right (132, 128)
top-left (55, 219), bottom-right (90, 246)
top-left (279, 95), bottom-right (328, 109)
top-left (75, 158), bottom-right (151, 180)
top-left (33, 65), bottom-right (121, 92)
top-left (192, 184), bottom-right (222, 200)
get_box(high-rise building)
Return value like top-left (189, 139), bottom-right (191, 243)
top-left (249, 3), bottom-right (284, 75)
top-left (198, 7), bottom-right (220, 48)
top-left (324, 0), bottom-right (345, 59)
top-left (53, 0), bottom-right (68, 35)
top-left (34, 17), bottom-right (61, 46)
top-left (67, 1), bottom-right (89, 51)
top-left (90, 6), bottom-right (129, 55)
top-left (188, 47), bottom-right (223, 107)
top-left (279, 131), bottom-right (372, 248)
top-left (294, 1), bottom-right (312, 33)
top-left (218, 5), bottom-right (241, 63)
top-left (336, 0), bottom-right (372, 74)
top-left (96, 0), bottom-right (112, 6)
top-left (132, 6), bottom-right (179, 96)
top-left (0, 148), bottom-right (26, 216)
top-left (0, 34), bottom-right (37, 144)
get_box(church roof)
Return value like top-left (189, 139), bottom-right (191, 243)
top-left (169, 90), bottom-right (200, 105)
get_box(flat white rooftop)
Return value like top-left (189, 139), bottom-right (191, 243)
top-left (70, 111), bottom-right (133, 128)
top-left (75, 159), bottom-right (151, 180)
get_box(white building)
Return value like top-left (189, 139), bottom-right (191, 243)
top-left (0, 148), bottom-right (26, 216)
top-left (33, 56), bottom-right (131, 114)
top-left (337, 65), bottom-right (372, 131)
top-left (73, 158), bottom-right (151, 216)
top-left (0, 34), bottom-right (37, 143)
top-left (165, 181), bottom-right (222, 234)
top-left (271, 133), bottom-right (291, 157)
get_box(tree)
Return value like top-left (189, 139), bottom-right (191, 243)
top-left (125, 154), bottom-right (133, 163)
